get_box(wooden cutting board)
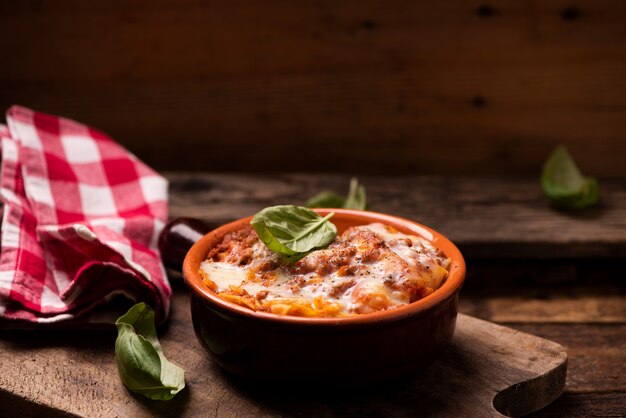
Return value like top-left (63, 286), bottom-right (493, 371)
top-left (0, 290), bottom-right (567, 418)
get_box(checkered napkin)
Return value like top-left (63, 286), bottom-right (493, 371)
top-left (0, 106), bottom-right (171, 326)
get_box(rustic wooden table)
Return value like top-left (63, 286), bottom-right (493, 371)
top-left (1, 174), bottom-right (625, 417)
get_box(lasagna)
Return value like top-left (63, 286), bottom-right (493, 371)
top-left (200, 223), bottom-right (450, 317)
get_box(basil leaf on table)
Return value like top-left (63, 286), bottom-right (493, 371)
top-left (115, 303), bottom-right (185, 400)
top-left (306, 177), bottom-right (367, 210)
top-left (541, 145), bottom-right (599, 209)
top-left (251, 205), bottom-right (337, 261)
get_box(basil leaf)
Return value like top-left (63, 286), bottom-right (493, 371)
top-left (250, 205), bottom-right (337, 260)
top-left (115, 303), bottom-right (185, 400)
top-left (541, 146), bottom-right (599, 209)
top-left (306, 177), bottom-right (367, 210)
top-left (305, 191), bottom-right (346, 209)
top-left (344, 178), bottom-right (367, 210)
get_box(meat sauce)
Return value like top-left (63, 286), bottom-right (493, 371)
top-left (200, 223), bottom-right (450, 317)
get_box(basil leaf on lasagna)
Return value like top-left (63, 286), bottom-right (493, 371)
top-left (541, 145), bottom-right (599, 209)
top-left (251, 205), bottom-right (337, 260)
top-left (115, 303), bottom-right (185, 400)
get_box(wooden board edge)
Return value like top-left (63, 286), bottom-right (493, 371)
top-left (492, 358), bottom-right (568, 417)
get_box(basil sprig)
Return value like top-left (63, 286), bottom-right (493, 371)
top-left (251, 205), bottom-right (337, 261)
top-left (115, 303), bottom-right (185, 400)
top-left (306, 177), bottom-right (367, 210)
top-left (541, 145), bottom-right (599, 209)
top-left (305, 191), bottom-right (345, 209)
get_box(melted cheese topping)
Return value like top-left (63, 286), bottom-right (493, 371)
top-left (200, 223), bottom-right (450, 317)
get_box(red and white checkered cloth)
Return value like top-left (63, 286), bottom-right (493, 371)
top-left (0, 106), bottom-right (171, 326)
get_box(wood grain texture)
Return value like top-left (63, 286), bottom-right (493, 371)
top-left (529, 393), bottom-right (626, 418)
top-left (511, 324), bottom-right (625, 394)
top-left (0, 173), bottom-right (624, 416)
top-left (166, 173), bottom-right (626, 258)
top-left (463, 296), bottom-right (626, 323)
top-left (0, 291), bottom-right (567, 418)
top-left (1, 1), bottom-right (626, 175)
top-left (460, 260), bottom-right (626, 323)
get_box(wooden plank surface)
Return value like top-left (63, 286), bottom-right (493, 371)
top-left (3, 271), bottom-right (625, 418)
top-left (460, 260), bottom-right (626, 323)
top-left (0, 174), bottom-right (624, 417)
top-left (166, 173), bottom-right (626, 258)
top-left (1, 1), bottom-right (626, 175)
top-left (0, 291), bottom-right (568, 418)
top-left (461, 260), bottom-right (626, 398)
top-left (528, 393), bottom-right (626, 418)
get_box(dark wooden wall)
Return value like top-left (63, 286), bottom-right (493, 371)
top-left (1, 0), bottom-right (625, 175)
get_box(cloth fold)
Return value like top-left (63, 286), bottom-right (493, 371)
top-left (0, 106), bottom-right (171, 326)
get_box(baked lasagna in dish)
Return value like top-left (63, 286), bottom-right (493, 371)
top-left (200, 223), bottom-right (450, 317)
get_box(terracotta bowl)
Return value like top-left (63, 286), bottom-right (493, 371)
top-left (183, 209), bottom-right (465, 384)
